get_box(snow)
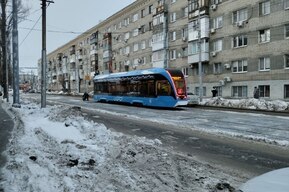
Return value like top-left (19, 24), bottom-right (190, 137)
top-left (1, 96), bottom-right (289, 191)
top-left (201, 97), bottom-right (289, 111)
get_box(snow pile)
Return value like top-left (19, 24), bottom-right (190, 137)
top-left (201, 97), bottom-right (289, 111)
top-left (0, 100), bottom-right (248, 192)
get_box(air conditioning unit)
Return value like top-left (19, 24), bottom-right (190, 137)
top-left (210, 52), bottom-right (217, 57)
top-left (219, 80), bottom-right (225, 86)
top-left (224, 63), bottom-right (231, 69)
top-left (224, 76), bottom-right (231, 82)
top-left (211, 4), bottom-right (217, 10)
top-left (237, 21), bottom-right (244, 27)
top-left (210, 28), bottom-right (216, 34)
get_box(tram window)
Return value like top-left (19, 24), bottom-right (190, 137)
top-left (147, 80), bottom-right (156, 97)
top-left (157, 80), bottom-right (171, 96)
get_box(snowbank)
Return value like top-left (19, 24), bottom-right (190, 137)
top-left (201, 97), bottom-right (289, 111)
top-left (0, 99), bottom-right (247, 192)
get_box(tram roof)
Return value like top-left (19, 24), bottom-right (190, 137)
top-left (93, 68), bottom-right (168, 81)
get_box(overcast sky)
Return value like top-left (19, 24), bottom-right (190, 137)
top-left (19, 0), bottom-right (135, 72)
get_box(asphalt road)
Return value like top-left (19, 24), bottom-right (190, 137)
top-left (27, 94), bottom-right (289, 176)
top-left (81, 106), bottom-right (289, 176)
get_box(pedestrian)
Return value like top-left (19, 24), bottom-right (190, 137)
top-left (253, 87), bottom-right (259, 99)
top-left (82, 92), bottom-right (89, 101)
top-left (211, 87), bottom-right (218, 97)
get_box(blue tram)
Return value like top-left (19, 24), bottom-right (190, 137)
top-left (93, 68), bottom-right (188, 108)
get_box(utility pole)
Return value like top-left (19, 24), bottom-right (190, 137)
top-left (163, 0), bottom-right (168, 69)
top-left (197, 4), bottom-right (203, 102)
top-left (1, 0), bottom-right (8, 102)
top-left (12, 0), bottom-right (20, 108)
top-left (40, 0), bottom-right (54, 108)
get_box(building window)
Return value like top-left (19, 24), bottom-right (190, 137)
top-left (213, 39), bottom-right (223, 52)
top-left (211, 0), bottom-right (223, 4)
top-left (170, 12), bottom-right (176, 22)
top-left (259, 85), bottom-right (270, 97)
top-left (152, 32), bottom-right (164, 43)
top-left (171, 0), bottom-right (176, 4)
top-left (188, 0), bottom-right (199, 12)
top-left (285, 24), bottom-right (289, 38)
top-left (124, 17), bottom-right (130, 26)
top-left (285, 85), bottom-right (289, 98)
top-left (124, 46), bottom-right (130, 54)
top-left (285, 0), bottom-right (289, 9)
top-left (182, 47), bottom-right (188, 57)
top-left (211, 16), bottom-right (223, 29)
top-left (182, 67), bottom-right (188, 76)
top-left (170, 50), bottom-right (176, 60)
top-left (149, 5), bottom-right (153, 14)
top-left (259, 29), bottom-right (270, 43)
top-left (141, 40), bottom-right (146, 49)
top-left (188, 41), bottom-right (198, 55)
top-left (182, 6), bottom-right (188, 17)
top-left (133, 13), bottom-right (139, 22)
top-left (215, 86), bottom-right (222, 97)
top-left (213, 63), bottom-right (222, 74)
top-left (232, 86), bottom-right (247, 98)
top-left (141, 9), bottom-right (145, 18)
top-left (153, 13), bottom-right (164, 26)
top-left (259, 1), bottom-right (270, 16)
top-left (152, 50), bottom-right (164, 62)
top-left (233, 8), bottom-right (248, 23)
top-left (233, 35), bottom-right (247, 48)
top-left (170, 31), bottom-right (176, 41)
top-left (285, 54), bottom-right (289, 68)
top-left (182, 28), bottom-right (188, 39)
top-left (259, 57), bottom-right (270, 71)
top-left (195, 87), bottom-right (206, 97)
top-left (149, 22), bottom-right (153, 30)
top-left (133, 43), bottom-right (139, 52)
top-left (232, 60), bottom-right (247, 73)
top-left (124, 32), bottom-right (130, 41)
top-left (133, 28), bottom-right (139, 37)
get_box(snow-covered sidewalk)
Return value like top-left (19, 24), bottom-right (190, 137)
top-left (0, 98), bottom-right (250, 192)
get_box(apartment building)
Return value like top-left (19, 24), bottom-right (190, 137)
top-left (40, 0), bottom-right (289, 100)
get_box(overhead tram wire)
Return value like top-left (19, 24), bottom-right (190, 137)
top-left (19, 14), bottom-right (42, 46)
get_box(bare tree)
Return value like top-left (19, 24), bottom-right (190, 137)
top-left (0, 0), bottom-right (28, 99)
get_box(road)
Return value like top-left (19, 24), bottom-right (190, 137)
top-left (27, 94), bottom-right (289, 176)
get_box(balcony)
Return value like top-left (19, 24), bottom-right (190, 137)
top-left (90, 54), bottom-right (98, 61)
top-left (90, 49), bottom-right (98, 55)
top-left (69, 45), bottom-right (76, 55)
top-left (70, 55), bottom-right (76, 63)
top-left (76, 55), bottom-right (83, 61)
top-left (154, 4), bottom-right (167, 16)
top-left (188, 52), bottom-right (209, 64)
top-left (188, 16), bottom-right (210, 41)
top-left (152, 40), bottom-right (165, 51)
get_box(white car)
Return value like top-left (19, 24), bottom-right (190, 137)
top-left (239, 167), bottom-right (289, 192)
top-left (187, 92), bottom-right (199, 106)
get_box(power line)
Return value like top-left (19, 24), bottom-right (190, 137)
top-left (19, 14), bottom-right (42, 46)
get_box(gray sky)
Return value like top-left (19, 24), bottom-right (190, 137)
top-left (19, 0), bottom-right (135, 71)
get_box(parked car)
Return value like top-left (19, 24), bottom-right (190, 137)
top-left (239, 167), bottom-right (289, 192)
top-left (187, 92), bottom-right (199, 106)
